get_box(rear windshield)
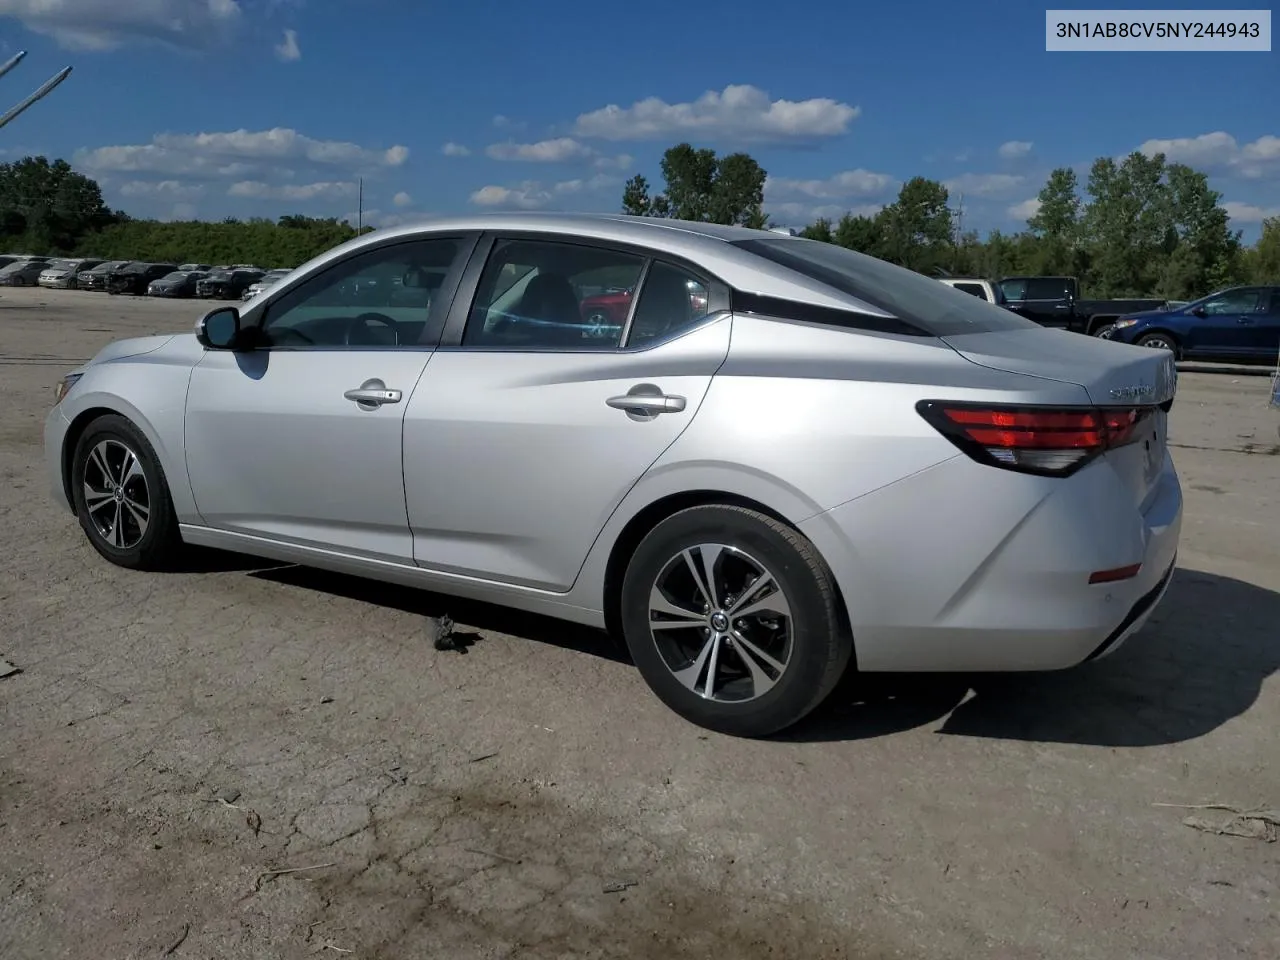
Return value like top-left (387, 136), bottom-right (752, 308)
top-left (733, 238), bottom-right (1040, 336)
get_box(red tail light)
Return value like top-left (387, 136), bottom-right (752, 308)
top-left (916, 401), bottom-right (1153, 476)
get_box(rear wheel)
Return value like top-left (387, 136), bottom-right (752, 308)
top-left (1136, 332), bottom-right (1178, 356)
top-left (619, 505), bottom-right (853, 737)
top-left (70, 414), bottom-right (183, 570)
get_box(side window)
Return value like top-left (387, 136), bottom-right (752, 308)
top-left (626, 261), bottom-right (712, 347)
top-left (462, 239), bottom-right (645, 349)
top-left (999, 278), bottom-right (1028, 301)
top-left (954, 283), bottom-right (988, 300)
top-left (1201, 289), bottom-right (1260, 316)
top-left (1025, 277), bottom-right (1072, 300)
top-left (261, 238), bottom-right (462, 348)
top-left (1268, 292), bottom-right (1280, 315)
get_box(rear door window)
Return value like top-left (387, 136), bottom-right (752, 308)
top-left (1024, 277), bottom-right (1073, 300)
top-left (953, 283), bottom-right (989, 300)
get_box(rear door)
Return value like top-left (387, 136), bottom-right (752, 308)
top-left (1243, 289), bottom-right (1280, 359)
top-left (402, 233), bottom-right (731, 591)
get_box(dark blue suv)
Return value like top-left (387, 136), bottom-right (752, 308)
top-left (1105, 285), bottom-right (1280, 363)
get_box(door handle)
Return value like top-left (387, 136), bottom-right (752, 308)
top-left (606, 383), bottom-right (687, 416)
top-left (1236, 317), bottom-right (1255, 324)
top-left (344, 377), bottom-right (402, 409)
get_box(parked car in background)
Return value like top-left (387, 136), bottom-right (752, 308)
top-left (1105, 285), bottom-right (1280, 363)
top-left (107, 262), bottom-right (179, 296)
top-left (197, 268), bottom-right (264, 300)
top-left (147, 270), bottom-right (208, 298)
top-left (177, 263), bottom-right (213, 272)
top-left (242, 267), bottom-right (293, 300)
top-left (997, 276), bottom-right (1168, 336)
top-left (0, 257), bottom-right (50, 286)
top-left (39, 258), bottom-right (104, 289)
top-left (78, 261), bottom-right (131, 291)
top-left (43, 213), bottom-right (1182, 738)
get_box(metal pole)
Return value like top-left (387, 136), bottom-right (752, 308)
top-left (0, 50), bottom-right (28, 82)
top-left (0, 65), bottom-right (73, 132)
top-left (357, 178), bottom-right (363, 232)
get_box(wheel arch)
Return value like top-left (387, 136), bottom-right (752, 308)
top-left (599, 489), bottom-right (854, 658)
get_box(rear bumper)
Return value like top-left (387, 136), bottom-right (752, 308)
top-left (799, 450), bottom-right (1183, 672)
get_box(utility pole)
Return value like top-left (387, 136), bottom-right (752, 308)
top-left (357, 178), bottom-right (363, 233)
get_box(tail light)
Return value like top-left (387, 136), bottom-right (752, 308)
top-left (916, 400), bottom-right (1153, 477)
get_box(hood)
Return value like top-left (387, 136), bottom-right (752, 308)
top-left (83, 335), bottom-right (177, 369)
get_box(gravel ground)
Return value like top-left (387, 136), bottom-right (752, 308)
top-left (1, 286), bottom-right (1277, 959)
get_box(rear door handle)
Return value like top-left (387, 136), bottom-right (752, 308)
top-left (344, 377), bottom-right (402, 409)
top-left (1236, 316), bottom-right (1255, 324)
top-left (606, 383), bottom-right (687, 415)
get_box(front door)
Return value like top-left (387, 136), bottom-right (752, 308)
top-left (402, 236), bottom-right (730, 592)
top-left (184, 235), bottom-right (472, 562)
top-left (1183, 287), bottom-right (1264, 357)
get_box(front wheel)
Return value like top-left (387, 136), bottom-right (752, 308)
top-left (1136, 332), bottom-right (1178, 356)
top-left (619, 505), bottom-right (853, 737)
top-left (70, 414), bottom-right (183, 570)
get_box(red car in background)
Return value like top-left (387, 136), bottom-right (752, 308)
top-left (578, 280), bottom-right (709, 331)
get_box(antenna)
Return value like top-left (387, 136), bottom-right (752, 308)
top-left (0, 51), bottom-right (73, 132)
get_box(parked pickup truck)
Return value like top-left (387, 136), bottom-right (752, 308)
top-left (995, 276), bottom-right (1168, 336)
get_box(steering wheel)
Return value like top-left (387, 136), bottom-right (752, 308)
top-left (344, 312), bottom-right (399, 346)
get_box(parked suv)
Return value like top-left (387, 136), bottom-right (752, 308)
top-left (106, 262), bottom-right (179, 295)
top-left (78, 261), bottom-right (131, 291)
top-left (196, 268), bottom-right (264, 299)
top-left (1105, 285), bottom-right (1280, 363)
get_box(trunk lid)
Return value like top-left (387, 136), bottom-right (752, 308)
top-left (941, 327), bottom-right (1176, 507)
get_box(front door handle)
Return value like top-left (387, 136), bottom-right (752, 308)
top-left (344, 377), bottom-right (402, 409)
top-left (606, 383), bottom-right (687, 416)
top-left (1236, 317), bottom-right (1255, 324)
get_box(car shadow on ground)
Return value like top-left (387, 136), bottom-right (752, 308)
top-left (215, 557), bottom-right (1275, 747)
top-left (784, 567), bottom-right (1280, 747)
top-left (246, 563), bottom-right (633, 664)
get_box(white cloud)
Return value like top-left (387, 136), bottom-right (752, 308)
top-left (765, 169), bottom-right (897, 201)
top-left (117, 179), bottom-right (206, 200)
top-left (1138, 131), bottom-right (1280, 179)
top-left (469, 175), bottom-right (617, 210)
top-left (766, 201), bottom-right (884, 225)
top-left (1222, 201), bottom-right (1280, 224)
top-left (227, 180), bottom-right (357, 201)
top-left (943, 173), bottom-right (1026, 197)
top-left (484, 137), bottom-right (632, 173)
top-left (486, 137), bottom-right (596, 163)
top-left (1008, 198), bottom-right (1042, 221)
top-left (998, 140), bottom-right (1033, 160)
top-left (441, 142), bottom-right (471, 157)
top-left (573, 84), bottom-right (860, 143)
top-left (75, 127), bottom-right (409, 180)
top-left (392, 191), bottom-right (412, 207)
top-left (273, 27), bottom-right (299, 61)
top-left (0, 0), bottom-right (243, 51)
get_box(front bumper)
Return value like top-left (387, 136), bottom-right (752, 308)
top-left (39, 277), bottom-right (76, 289)
top-left (44, 405), bottom-right (72, 513)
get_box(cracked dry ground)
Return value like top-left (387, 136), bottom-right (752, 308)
top-left (2, 292), bottom-right (1279, 959)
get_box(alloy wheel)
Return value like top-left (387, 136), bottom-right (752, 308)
top-left (81, 439), bottom-right (150, 549)
top-left (648, 543), bottom-right (794, 703)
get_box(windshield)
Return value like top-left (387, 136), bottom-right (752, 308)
top-left (158, 271), bottom-right (189, 282)
top-left (733, 238), bottom-right (1041, 336)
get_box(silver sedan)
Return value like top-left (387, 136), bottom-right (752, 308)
top-left (44, 213), bottom-right (1182, 737)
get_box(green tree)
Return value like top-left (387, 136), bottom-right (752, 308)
top-left (833, 212), bottom-right (882, 254)
top-left (1242, 216), bottom-right (1280, 283)
top-left (799, 217), bottom-right (834, 242)
top-left (619, 143), bottom-right (767, 227)
top-left (873, 177), bottom-right (953, 273)
top-left (0, 155), bottom-right (120, 252)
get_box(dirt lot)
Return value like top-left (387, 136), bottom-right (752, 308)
top-left (1, 285), bottom-right (1276, 959)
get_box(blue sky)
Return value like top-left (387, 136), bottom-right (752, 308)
top-left (0, 0), bottom-right (1277, 239)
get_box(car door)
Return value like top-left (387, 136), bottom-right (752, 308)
top-left (1184, 287), bottom-right (1263, 357)
top-left (183, 233), bottom-right (475, 562)
top-left (1243, 289), bottom-right (1280, 360)
top-left (402, 234), bottom-right (731, 592)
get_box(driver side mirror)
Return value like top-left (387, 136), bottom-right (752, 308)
top-left (196, 306), bottom-right (242, 350)
top-left (1191, 306), bottom-right (1206, 317)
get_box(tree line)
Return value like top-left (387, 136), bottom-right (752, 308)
top-left (0, 156), bottom-right (368, 268)
top-left (624, 144), bottom-right (1280, 299)
top-left (3, 150), bottom-right (1277, 295)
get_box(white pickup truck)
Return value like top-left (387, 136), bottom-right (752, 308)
top-left (938, 277), bottom-right (1003, 303)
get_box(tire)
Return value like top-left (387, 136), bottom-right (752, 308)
top-left (1092, 321), bottom-right (1116, 338)
top-left (619, 505), bottom-right (853, 737)
top-left (70, 414), bottom-right (183, 571)
top-left (1136, 332), bottom-right (1178, 356)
